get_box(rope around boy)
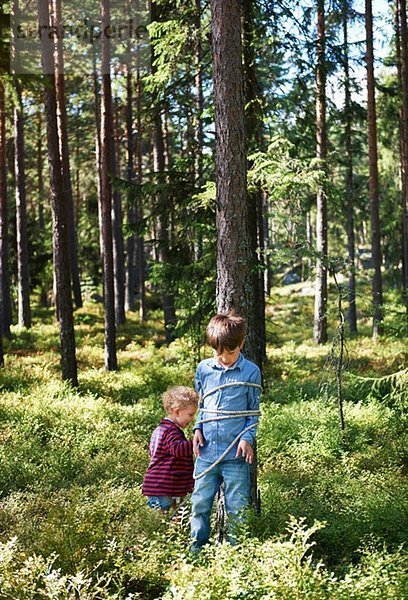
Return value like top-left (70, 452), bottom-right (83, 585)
top-left (193, 381), bottom-right (262, 480)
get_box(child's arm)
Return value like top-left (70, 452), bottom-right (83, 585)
top-left (193, 365), bottom-right (205, 456)
top-left (166, 428), bottom-right (193, 457)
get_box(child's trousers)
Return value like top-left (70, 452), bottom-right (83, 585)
top-left (190, 457), bottom-right (250, 549)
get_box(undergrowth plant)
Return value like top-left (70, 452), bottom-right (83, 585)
top-left (0, 293), bottom-right (407, 598)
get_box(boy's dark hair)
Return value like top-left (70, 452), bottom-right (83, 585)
top-left (206, 313), bottom-right (247, 351)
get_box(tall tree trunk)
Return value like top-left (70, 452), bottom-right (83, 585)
top-left (153, 107), bottom-right (176, 342)
top-left (313, 0), bottom-right (328, 344)
top-left (112, 96), bottom-right (126, 325)
top-left (151, 0), bottom-right (176, 342)
top-left (124, 49), bottom-right (146, 319)
top-left (211, 0), bottom-right (259, 361)
top-left (242, 0), bottom-right (266, 367)
top-left (52, 0), bottom-right (82, 309)
top-left (37, 108), bottom-right (45, 231)
top-left (100, 0), bottom-right (117, 370)
top-left (92, 46), bottom-right (103, 261)
top-left (343, 0), bottom-right (357, 333)
top-left (14, 83), bottom-right (31, 329)
top-left (135, 46), bottom-right (146, 321)
top-left (398, 0), bottom-right (408, 319)
top-left (125, 60), bottom-right (137, 313)
top-left (0, 80), bottom-right (11, 337)
top-left (365, 0), bottom-right (384, 339)
top-left (194, 0), bottom-right (204, 187)
top-left (38, 0), bottom-right (78, 386)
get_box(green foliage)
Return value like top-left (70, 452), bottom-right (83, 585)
top-left (0, 287), bottom-right (407, 597)
top-left (163, 519), bottom-right (408, 599)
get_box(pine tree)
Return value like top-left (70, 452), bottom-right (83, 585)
top-left (37, 0), bottom-right (78, 386)
top-left (211, 0), bottom-right (259, 364)
top-left (314, 0), bottom-right (328, 344)
top-left (342, 0), bottom-right (358, 333)
top-left (365, 0), bottom-right (384, 338)
top-left (52, 0), bottom-right (82, 309)
top-left (0, 79), bottom-right (11, 336)
top-left (100, 0), bottom-right (118, 369)
top-left (14, 82), bottom-right (31, 329)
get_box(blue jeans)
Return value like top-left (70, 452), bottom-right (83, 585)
top-left (190, 457), bottom-right (250, 548)
top-left (147, 496), bottom-right (174, 510)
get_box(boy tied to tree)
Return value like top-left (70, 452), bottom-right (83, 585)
top-left (142, 387), bottom-right (199, 511)
top-left (191, 314), bottom-right (261, 549)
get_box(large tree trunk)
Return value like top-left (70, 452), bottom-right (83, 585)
top-left (343, 0), bottom-right (357, 333)
top-left (38, 0), bottom-right (78, 386)
top-left (398, 0), bottom-right (408, 319)
top-left (211, 0), bottom-right (259, 363)
top-left (313, 0), bottom-right (328, 344)
top-left (365, 0), bottom-right (384, 339)
top-left (52, 0), bottom-right (82, 309)
top-left (211, 0), bottom-right (262, 523)
top-left (0, 80), bottom-right (11, 337)
top-left (100, 0), bottom-right (117, 370)
top-left (14, 83), bottom-right (31, 329)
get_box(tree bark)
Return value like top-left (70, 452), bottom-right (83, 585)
top-left (100, 0), bottom-right (117, 370)
top-left (242, 0), bottom-right (266, 367)
top-left (365, 0), bottom-right (384, 339)
top-left (211, 0), bottom-right (262, 520)
top-left (398, 0), bottom-right (408, 319)
top-left (211, 2), bottom-right (249, 306)
top-left (343, 0), bottom-right (357, 333)
top-left (313, 0), bottom-right (328, 344)
top-left (125, 59), bottom-right (137, 313)
top-left (112, 96), bottom-right (126, 325)
top-left (135, 46), bottom-right (146, 321)
top-left (52, 0), bottom-right (82, 309)
top-left (194, 0), bottom-right (204, 188)
top-left (151, 0), bottom-right (176, 343)
top-left (211, 0), bottom-right (259, 365)
top-left (0, 80), bottom-right (11, 337)
top-left (38, 0), bottom-right (78, 386)
top-left (14, 83), bottom-right (31, 329)
top-left (152, 107), bottom-right (177, 342)
top-left (37, 108), bottom-right (45, 231)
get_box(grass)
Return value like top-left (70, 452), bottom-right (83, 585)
top-left (0, 282), bottom-right (407, 598)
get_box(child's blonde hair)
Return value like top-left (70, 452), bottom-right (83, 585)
top-left (162, 386), bottom-right (199, 413)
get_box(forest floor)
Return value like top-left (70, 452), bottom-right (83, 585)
top-left (0, 280), bottom-right (407, 599)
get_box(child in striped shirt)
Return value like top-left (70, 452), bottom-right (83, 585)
top-left (142, 386), bottom-right (199, 511)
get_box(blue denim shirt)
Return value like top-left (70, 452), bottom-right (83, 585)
top-left (194, 353), bottom-right (261, 462)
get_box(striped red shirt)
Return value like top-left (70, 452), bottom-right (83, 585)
top-left (142, 419), bottom-right (194, 497)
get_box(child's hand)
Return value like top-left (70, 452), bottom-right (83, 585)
top-left (193, 429), bottom-right (204, 457)
top-left (235, 440), bottom-right (254, 463)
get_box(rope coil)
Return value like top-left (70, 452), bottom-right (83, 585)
top-left (194, 381), bottom-right (262, 480)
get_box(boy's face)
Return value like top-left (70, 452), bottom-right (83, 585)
top-left (214, 341), bottom-right (244, 368)
top-left (174, 405), bottom-right (197, 429)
